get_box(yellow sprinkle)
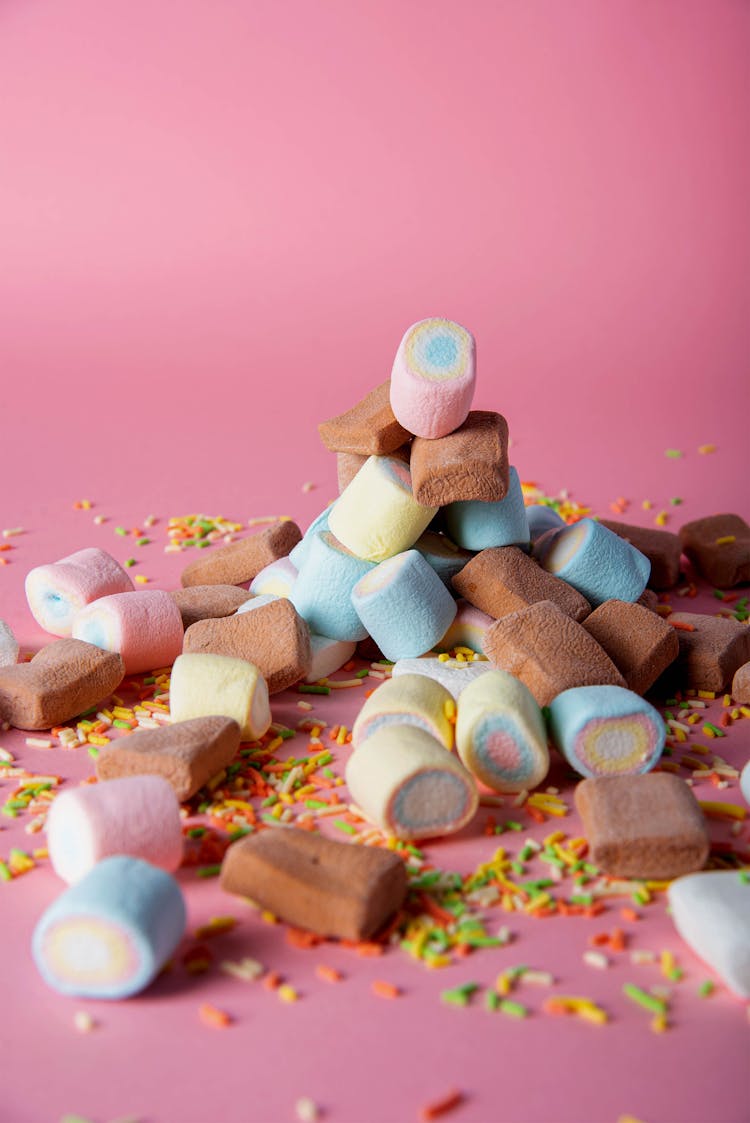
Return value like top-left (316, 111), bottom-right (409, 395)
top-left (698, 690), bottom-right (716, 700)
top-left (266, 736), bottom-right (284, 754)
top-left (543, 830), bottom-right (566, 847)
top-left (641, 500), bottom-right (653, 510)
top-left (277, 984), bottom-right (299, 1003)
top-left (336, 726), bottom-right (348, 746)
top-left (716, 535), bottom-right (736, 546)
top-left (134, 574), bottom-right (150, 584)
top-left (697, 444), bottom-right (716, 455)
top-left (655, 511), bottom-right (669, 527)
top-left (651, 1013), bottom-right (669, 1033)
top-left (698, 801), bottom-right (746, 821)
top-left (87, 735), bottom-right (110, 747)
top-left (443, 698), bottom-right (457, 722)
top-left (438, 652), bottom-right (450, 662)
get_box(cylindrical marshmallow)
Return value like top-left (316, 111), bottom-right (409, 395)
top-left (389, 318), bottom-right (476, 439)
top-left (288, 507), bottom-right (333, 571)
top-left (668, 871), bottom-right (750, 1000)
top-left (351, 550), bottom-right (457, 661)
top-left (534, 518), bottom-right (650, 607)
top-left (547, 684), bottom-right (665, 778)
top-left (455, 670), bottom-right (550, 793)
top-left (437, 600), bottom-right (493, 655)
top-left (25, 548), bottom-right (134, 637)
top-left (46, 774), bottom-right (184, 885)
top-left (290, 532), bottom-right (375, 642)
top-left (414, 531), bottom-right (473, 587)
top-left (328, 457), bottom-right (437, 563)
top-left (32, 855), bottom-right (186, 999)
top-left (443, 467), bottom-right (529, 551)
top-left (391, 656), bottom-right (492, 701)
top-left (170, 652), bottom-right (271, 741)
top-left (352, 673), bottom-right (455, 750)
top-left (526, 504), bottom-right (566, 542)
top-left (346, 725), bottom-right (478, 840)
top-left (236, 593), bottom-right (279, 614)
top-left (741, 759), bottom-right (750, 807)
top-left (0, 618), bottom-right (19, 668)
top-left (72, 589), bottom-right (184, 675)
top-left (249, 557), bottom-right (298, 598)
top-left (305, 634), bottom-right (357, 683)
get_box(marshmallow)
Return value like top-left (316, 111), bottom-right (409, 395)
top-left (534, 518), bottom-right (650, 607)
top-left (600, 519), bottom-right (682, 590)
top-left (305, 634), bottom-right (357, 683)
top-left (33, 855), bottom-right (186, 999)
top-left (352, 672), bottom-right (455, 749)
top-left (183, 597), bottom-right (311, 694)
top-left (249, 557), bottom-right (298, 598)
top-left (668, 871), bottom-right (750, 999)
top-left (329, 456), bottom-right (437, 562)
top-left (390, 318), bottom-right (476, 439)
top-left (290, 531), bottom-right (374, 642)
top-left (392, 656), bottom-right (492, 701)
top-left (170, 652), bottom-right (271, 741)
top-left (72, 590), bottom-right (184, 675)
top-left (740, 759), bottom-right (750, 806)
top-left (345, 725), bottom-right (478, 840)
top-left (46, 775), bottom-right (183, 884)
top-left (0, 619), bottom-right (19, 667)
top-left (236, 594), bottom-right (278, 613)
top-left (351, 550), bottom-right (457, 661)
top-left (443, 467), bottom-right (529, 552)
top-left (337, 447), bottom-right (410, 494)
top-left (437, 600), bottom-right (492, 654)
top-left (455, 670), bottom-right (550, 793)
top-left (318, 380), bottom-right (411, 456)
top-left (96, 716), bottom-right (241, 801)
top-left (0, 639), bottom-right (124, 730)
top-left (413, 531), bottom-right (472, 588)
top-left (410, 411), bottom-right (509, 507)
top-left (221, 829), bottom-right (407, 942)
top-left (548, 684), bottom-right (665, 778)
top-left (526, 505), bottom-right (566, 543)
top-left (288, 507), bottom-right (333, 570)
top-left (733, 662), bottom-right (750, 704)
top-left (582, 599), bottom-right (679, 696)
top-left (667, 612), bottom-right (750, 693)
top-left (452, 546), bottom-right (590, 623)
top-left (170, 585), bottom-right (250, 629)
top-left (25, 548), bottom-right (134, 637)
top-left (679, 513), bottom-right (750, 589)
top-left (180, 520), bottom-right (302, 588)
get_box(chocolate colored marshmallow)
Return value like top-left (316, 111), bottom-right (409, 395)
top-left (452, 546), bottom-right (591, 623)
top-left (318, 381), bottom-right (411, 456)
top-left (582, 599), bottom-right (679, 696)
top-left (0, 639), bottom-right (124, 730)
top-left (221, 828), bottom-right (408, 940)
top-left (483, 601), bottom-right (626, 707)
top-left (732, 661), bottom-right (750, 704)
top-left (96, 716), bottom-right (241, 801)
top-left (183, 597), bottom-right (312, 693)
top-left (679, 513), bottom-right (750, 589)
top-left (600, 519), bottom-right (683, 590)
top-left (575, 773), bottom-right (710, 879)
top-left (170, 585), bottom-right (250, 629)
top-left (667, 612), bottom-right (750, 693)
top-left (180, 522), bottom-right (302, 588)
top-left (410, 411), bottom-right (509, 506)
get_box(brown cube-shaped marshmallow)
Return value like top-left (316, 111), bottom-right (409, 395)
top-left (637, 588), bottom-right (660, 612)
top-left (575, 773), bottom-right (710, 879)
top-left (483, 600), bottom-right (626, 707)
top-left (170, 585), bottom-right (251, 629)
top-left (221, 828), bottom-right (408, 941)
top-left (679, 513), bottom-right (750, 589)
top-left (667, 612), bottom-right (750, 693)
top-left (183, 597), bottom-right (311, 693)
top-left (582, 599), bottom-right (679, 696)
top-left (410, 411), bottom-right (509, 506)
top-left (318, 381), bottom-right (411, 456)
top-left (600, 519), bottom-right (683, 590)
top-left (453, 546), bottom-right (591, 623)
top-left (96, 715), bottom-right (241, 801)
top-left (0, 639), bottom-right (124, 730)
top-left (732, 661), bottom-right (750, 704)
top-left (180, 521), bottom-right (302, 588)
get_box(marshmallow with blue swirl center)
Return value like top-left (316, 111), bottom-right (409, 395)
top-left (547, 684), bottom-right (665, 778)
top-left (291, 531), bottom-right (374, 642)
top-left (455, 670), bottom-right (549, 793)
top-left (389, 318), bottom-right (476, 439)
top-left (534, 518), bottom-right (650, 607)
top-left (443, 467), bottom-right (529, 552)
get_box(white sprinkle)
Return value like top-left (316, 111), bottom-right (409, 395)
top-left (583, 950), bottom-right (609, 970)
top-left (630, 950), bottom-right (657, 965)
top-left (2, 527), bottom-right (24, 538)
top-left (295, 1097), bottom-right (320, 1122)
top-left (74, 1010), bottom-right (97, 1033)
top-left (522, 970), bottom-right (554, 986)
top-left (0, 747), bottom-right (14, 763)
top-left (25, 737), bottom-right (53, 749)
top-left (301, 482), bottom-right (317, 494)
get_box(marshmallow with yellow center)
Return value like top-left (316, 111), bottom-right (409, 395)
top-left (455, 670), bottom-right (549, 793)
top-left (169, 652), bottom-right (271, 741)
top-left (352, 673), bottom-right (455, 750)
top-left (328, 456), bottom-right (437, 563)
top-left (547, 684), bottom-right (665, 778)
top-left (389, 318), bottom-right (476, 439)
top-left (534, 518), bottom-right (650, 607)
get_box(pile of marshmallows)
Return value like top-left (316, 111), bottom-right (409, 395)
top-left (3, 317), bottom-right (750, 1003)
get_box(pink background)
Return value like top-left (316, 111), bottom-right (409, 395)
top-left (1, 3), bottom-right (749, 1122)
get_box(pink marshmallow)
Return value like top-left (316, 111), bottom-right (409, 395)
top-left (390, 318), bottom-right (476, 439)
top-left (25, 548), bottom-right (134, 637)
top-left (72, 589), bottom-right (184, 674)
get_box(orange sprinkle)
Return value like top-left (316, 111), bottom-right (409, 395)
top-left (199, 1003), bottom-right (232, 1028)
top-left (527, 806), bottom-right (546, 824)
top-left (263, 971), bottom-right (282, 990)
top-left (315, 964), bottom-right (344, 984)
top-left (286, 928), bottom-right (322, 949)
top-left (621, 908), bottom-right (641, 924)
top-left (419, 1088), bottom-right (465, 1122)
top-left (371, 980), bottom-right (401, 999)
top-left (609, 928), bottom-right (627, 953)
top-left (669, 621), bottom-right (696, 632)
top-left (590, 932), bottom-right (611, 947)
top-left (352, 942), bottom-right (385, 957)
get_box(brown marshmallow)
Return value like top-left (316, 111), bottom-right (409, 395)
top-left (170, 585), bottom-right (251, 629)
top-left (220, 828), bottom-right (408, 941)
top-left (180, 521), bottom-right (302, 588)
top-left (96, 715), bottom-right (241, 801)
top-left (666, 612), bottom-right (750, 693)
top-left (582, 599), bottom-right (679, 696)
top-left (0, 639), bottom-right (124, 730)
top-left (679, 513), bottom-right (750, 589)
top-left (452, 546), bottom-right (591, 623)
top-left (575, 774), bottom-right (709, 880)
top-left (600, 519), bottom-right (683, 590)
top-left (318, 381), bottom-right (411, 456)
top-left (482, 601), bottom-right (626, 707)
top-left (410, 411), bottom-right (509, 506)
top-left (183, 597), bottom-right (311, 694)
top-left (637, 588), bottom-right (660, 613)
top-left (732, 661), bottom-right (750, 704)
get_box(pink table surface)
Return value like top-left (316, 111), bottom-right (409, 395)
top-left (1, 2), bottom-right (749, 1121)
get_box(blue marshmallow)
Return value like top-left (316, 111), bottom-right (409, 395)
top-left (288, 506), bottom-right (333, 570)
top-left (548, 684), bottom-right (665, 779)
top-left (534, 517), bottom-right (650, 606)
top-left (443, 466), bottom-right (529, 551)
top-left (526, 504), bottom-right (566, 542)
top-left (413, 530), bottom-right (473, 587)
top-left (290, 531), bottom-right (374, 641)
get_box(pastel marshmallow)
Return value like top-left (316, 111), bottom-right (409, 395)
top-left (290, 531), bottom-right (374, 642)
top-left (600, 519), bottom-right (683, 590)
top-left (0, 639), bottom-right (124, 730)
top-left (437, 600), bottom-right (493, 654)
top-left (455, 669), bottom-right (550, 793)
top-left (389, 318), bottom-right (476, 439)
top-left (740, 759), bottom-right (750, 806)
top-left (329, 456), bottom-right (437, 562)
top-left (345, 725), bottom-right (478, 840)
top-left (0, 618), bottom-right (19, 667)
top-left (169, 652), bottom-right (271, 741)
top-left (410, 411), bottom-right (509, 506)
top-left (443, 467), bottom-right (529, 552)
top-left (352, 672), bottom-right (455, 750)
top-left (305, 634), bottom-right (357, 683)
top-left (25, 548), bottom-right (134, 637)
top-left (288, 507), bottom-right (333, 570)
top-left (72, 590), bottom-right (184, 674)
top-left (668, 871), bottom-right (750, 999)
top-left (170, 585), bottom-right (251, 629)
top-left (526, 505), bottom-right (566, 542)
top-left (351, 550), bottom-right (457, 661)
top-left (548, 684), bottom-right (665, 778)
top-left (392, 656), bottom-right (493, 701)
top-left (180, 520), bottom-right (302, 587)
top-left (337, 447), bottom-right (410, 494)
top-left (33, 855), bottom-right (186, 999)
top-left (249, 557), bottom-right (298, 599)
top-left (534, 518), bottom-right (650, 607)
top-left (413, 531), bottom-right (473, 588)
top-left (46, 774), bottom-right (183, 884)
top-left (318, 380), bottom-right (411, 456)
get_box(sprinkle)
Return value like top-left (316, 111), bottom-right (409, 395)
top-left (623, 983), bottom-right (667, 1016)
top-left (418, 1088), bottom-right (465, 1121)
top-left (73, 1011), bottom-right (97, 1033)
top-left (698, 801), bottom-right (746, 821)
top-left (583, 951), bottom-right (609, 970)
top-left (664, 449), bottom-right (683, 459)
top-left (371, 980), bottom-right (401, 999)
top-left (698, 980), bottom-right (715, 998)
top-left (316, 965), bottom-right (343, 984)
top-left (278, 984), bottom-right (299, 1003)
top-left (295, 1098), bottom-right (320, 1122)
top-left (440, 983), bottom-right (479, 1007)
top-left (199, 1003), bottom-right (232, 1028)
top-left (698, 444), bottom-right (716, 454)
top-left (498, 999), bottom-right (528, 1018)
top-left (2, 527), bottom-right (24, 538)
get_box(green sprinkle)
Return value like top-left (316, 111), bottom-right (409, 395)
top-left (9, 848), bottom-right (31, 861)
top-left (3, 806), bottom-right (19, 819)
top-left (114, 526), bottom-right (128, 536)
top-left (623, 983), bottom-right (667, 1015)
top-left (304, 800), bottom-right (328, 810)
top-left (124, 558), bottom-right (136, 567)
top-left (135, 537), bottom-right (150, 547)
top-left (499, 999), bottom-right (528, 1019)
top-left (182, 538), bottom-right (197, 547)
top-left (196, 864), bottom-right (222, 879)
top-left (569, 894), bottom-right (593, 907)
top-left (410, 871), bottom-right (442, 889)
top-left (187, 827), bottom-right (206, 838)
top-left (485, 990), bottom-right (500, 1012)
top-left (668, 967), bottom-right (684, 982)
top-left (440, 983), bottom-right (479, 1007)
top-left (313, 752), bottom-right (333, 766)
top-left (228, 825), bottom-right (253, 840)
top-left (0, 861), bottom-right (12, 881)
top-left (278, 729), bottom-right (296, 740)
top-left (698, 980), bottom-right (715, 998)
top-left (519, 844), bottom-right (535, 863)
top-left (143, 676), bottom-right (156, 684)
top-left (322, 767), bottom-right (336, 780)
top-left (738, 870), bottom-right (750, 885)
top-left (510, 861), bottom-right (525, 876)
top-left (462, 935), bottom-right (504, 948)
top-left (112, 719), bottom-right (132, 729)
top-left (87, 747), bottom-right (99, 760)
top-left (355, 668), bottom-right (370, 678)
top-left (713, 589), bottom-right (727, 601)
top-left (669, 497), bottom-right (683, 506)
top-left (704, 722), bottom-right (724, 738)
top-left (504, 820), bottom-right (523, 832)
top-left (332, 819), bottom-right (357, 835)
top-left (197, 539), bottom-right (212, 548)
top-left (298, 684), bottom-right (330, 695)
top-left (664, 449), bottom-right (684, 459)
top-left (261, 814), bottom-right (281, 826)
